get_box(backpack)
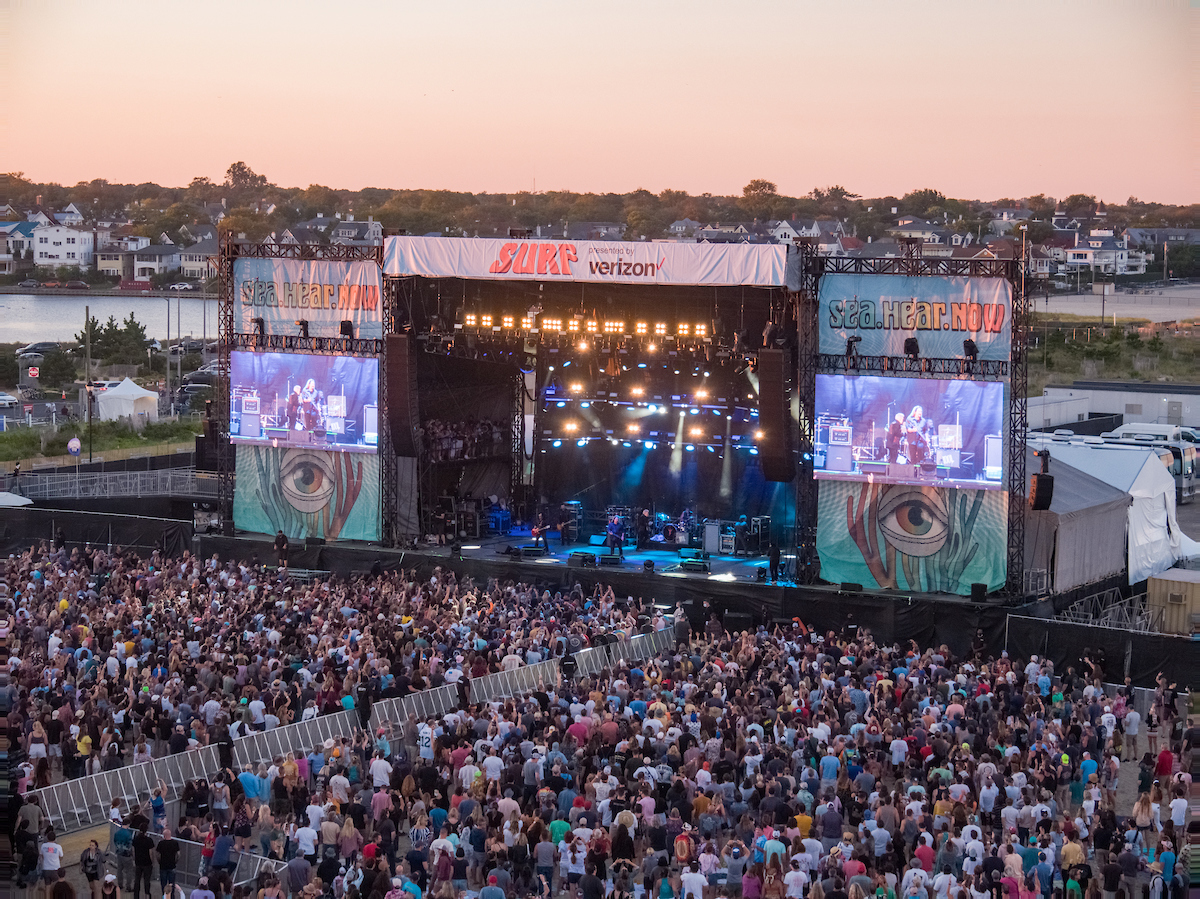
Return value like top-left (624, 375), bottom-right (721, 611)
top-left (114, 827), bottom-right (134, 857)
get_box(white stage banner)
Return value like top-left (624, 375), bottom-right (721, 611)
top-left (234, 258), bottom-right (384, 338)
top-left (384, 236), bottom-right (786, 287)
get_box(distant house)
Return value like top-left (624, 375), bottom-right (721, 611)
top-left (669, 218), bottom-right (702, 237)
top-left (327, 217), bottom-right (383, 246)
top-left (133, 245), bottom-right (182, 281)
top-left (563, 221), bottom-right (626, 240)
top-left (0, 221), bottom-right (38, 271)
top-left (33, 224), bottom-right (95, 269)
top-left (180, 223), bottom-right (218, 245)
top-left (278, 227), bottom-right (327, 247)
top-left (96, 248), bottom-right (134, 280)
top-left (770, 218), bottom-right (843, 243)
top-left (1063, 230), bottom-right (1147, 275)
top-left (1029, 246), bottom-right (1054, 279)
top-left (180, 237), bottom-right (218, 280)
top-left (203, 202), bottom-right (227, 223)
top-left (1124, 227), bottom-right (1200, 249)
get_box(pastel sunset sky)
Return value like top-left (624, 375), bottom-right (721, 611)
top-left (6, 0), bottom-right (1197, 203)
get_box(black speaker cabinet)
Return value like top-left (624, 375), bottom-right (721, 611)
top-left (970, 582), bottom-right (987, 603)
top-left (1029, 473), bottom-right (1054, 511)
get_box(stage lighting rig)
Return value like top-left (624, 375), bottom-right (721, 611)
top-left (296, 320), bottom-right (310, 339)
top-left (903, 337), bottom-right (920, 360)
top-left (963, 338), bottom-right (979, 362)
top-left (845, 335), bottom-right (862, 368)
top-left (340, 320), bottom-right (355, 339)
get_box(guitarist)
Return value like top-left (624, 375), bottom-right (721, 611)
top-left (531, 512), bottom-right (548, 549)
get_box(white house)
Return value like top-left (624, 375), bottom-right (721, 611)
top-left (180, 237), bottom-right (218, 280)
top-left (33, 224), bottom-right (94, 270)
top-left (327, 216), bottom-right (383, 246)
top-left (669, 218), bottom-right (702, 237)
top-left (1063, 230), bottom-right (1147, 275)
top-left (133, 245), bottom-right (182, 281)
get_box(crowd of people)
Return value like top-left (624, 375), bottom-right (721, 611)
top-left (420, 420), bottom-right (509, 463)
top-left (3, 537), bottom-right (1197, 899)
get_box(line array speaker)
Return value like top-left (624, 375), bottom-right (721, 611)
top-left (385, 333), bottom-right (419, 456)
top-left (757, 349), bottom-right (795, 482)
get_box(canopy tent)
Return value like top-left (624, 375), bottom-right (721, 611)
top-left (0, 491), bottom-right (32, 507)
top-left (1023, 447), bottom-right (1130, 593)
top-left (1027, 437), bottom-right (1200, 583)
top-left (95, 378), bottom-right (159, 423)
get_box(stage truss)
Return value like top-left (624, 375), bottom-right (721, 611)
top-left (795, 243), bottom-right (1028, 596)
top-left (215, 236), bottom-right (387, 537)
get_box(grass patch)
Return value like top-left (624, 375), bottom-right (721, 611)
top-left (0, 418), bottom-right (202, 462)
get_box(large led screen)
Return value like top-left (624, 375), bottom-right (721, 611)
top-left (815, 374), bottom-right (1005, 490)
top-left (230, 351), bottom-right (379, 454)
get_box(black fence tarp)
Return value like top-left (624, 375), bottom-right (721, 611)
top-left (1005, 615), bottom-right (1199, 688)
top-left (0, 508), bottom-right (194, 557)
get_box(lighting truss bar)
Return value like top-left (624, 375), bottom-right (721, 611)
top-left (228, 333), bottom-right (383, 355)
top-left (820, 255), bottom-right (1015, 278)
top-left (818, 354), bottom-right (1008, 378)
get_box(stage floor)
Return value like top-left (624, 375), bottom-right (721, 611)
top-left (433, 529), bottom-right (787, 585)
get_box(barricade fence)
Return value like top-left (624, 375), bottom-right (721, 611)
top-left (30, 744), bottom-right (220, 835)
top-left (105, 823), bottom-right (285, 890)
top-left (30, 629), bottom-right (676, 834)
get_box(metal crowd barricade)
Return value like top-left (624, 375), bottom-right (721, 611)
top-left (31, 744), bottom-right (221, 835)
top-left (573, 645), bottom-right (609, 678)
top-left (232, 709), bottom-right (360, 769)
top-left (105, 824), bottom-right (284, 890)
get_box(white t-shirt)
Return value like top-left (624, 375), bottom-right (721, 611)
top-left (41, 842), bottom-right (64, 871)
top-left (1168, 796), bottom-right (1188, 826)
top-left (1124, 710), bottom-right (1141, 735)
top-left (681, 871), bottom-right (707, 899)
top-left (784, 870), bottom-right (809, 898)
top-left (370, 758), bottom-right (393, 788)
top-left (295, 826), bottom-right (318, 856)
top-left (482, 755), bottom-right (505, 781)
top-left (418, 724), bottom-right (434, 760)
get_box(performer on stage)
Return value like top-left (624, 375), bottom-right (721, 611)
top-left (605, 514), bottom-right (625, 558)
top-left (532, 512), bottom-right (548, 549)
top-left (886, 412), bottom-right (905, 464)
top-left (636, 508), bottom-right (651, 549)
top-left (301, 378), bottom-right (321, 430)
top-left (904, 405), bottom-right (933, 465)
top-left (287, 385), bottom-right (302, 430)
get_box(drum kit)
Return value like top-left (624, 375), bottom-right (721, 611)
top-left (653, 510), bottom-right (693, 544)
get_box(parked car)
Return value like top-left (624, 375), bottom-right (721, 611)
top-left (41, 280), bottom-right (63, 288)
top-left (65, 280), bottom-right (90, 290)
top-left (17, 342), bottom-right (60, 356)
top-left (168, 339), bottom-right (205, 356)
top-left (183, 370), bottom-right (218, 386)
top-left (17, 352), bottom-right (44, 365)
top-left (168, 282), bottom-right (196, 291)
top-left (88, 380), bottom-right (123, 392)
top-left (17, 279), bottom-right (40, 289)
top-left (0, 392), bottom-right (18, 408)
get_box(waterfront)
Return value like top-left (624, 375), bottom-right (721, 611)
top-left (0, 291), bottom-right (218, 343)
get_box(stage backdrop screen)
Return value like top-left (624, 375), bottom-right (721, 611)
top-left (230, 350), bottom-right (379, 455)
top-left (234, 444), bottom-right (380, 543)
top-left (819, 273), bottom-right (1012, 361)
top-left (234, 258), bottom-right (383, 338)
top-left (814, 373), bottom-right (1005, 491)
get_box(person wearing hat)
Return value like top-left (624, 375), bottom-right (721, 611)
top-left (101, 874), bottom-right (121, 899)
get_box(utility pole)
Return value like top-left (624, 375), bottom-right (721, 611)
top-left (1164, 240), bottom-right (1168, 285)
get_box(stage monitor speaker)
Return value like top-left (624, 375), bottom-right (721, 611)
top-left (519, 545), bottom-right (546, 559)
top-left (756, 568), bottom-right (768, 582)
top-left (385, 334), bottom-right (418, 456)
top-left (756, 349), bottom-right (795, 482)
top-left (567, 552), bottom-right (596, 568)
top-left (588, 534), bottom-right (608, 547)
top-left (643, 559), bottom-right (654, 572)
top-left (598, 552), bottom-right (623, 566)
top-left (1029, 473), bottom-right (1054, 510)
top-left (971, 582), bottom-right (988, 603)
top-left (680, 558), bottom-right (710, 572)
top-left (840, 582), bottom-right (863, 594)
top-left (724, 611), bottom-right (753, 632)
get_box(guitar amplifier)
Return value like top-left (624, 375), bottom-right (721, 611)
top-left (826, 444), bottom-right (854, 472)
top-left (237, 412), bottom-right (261, 438)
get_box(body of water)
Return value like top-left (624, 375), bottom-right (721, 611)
top-left (0, 292), bottom-right (220, 343)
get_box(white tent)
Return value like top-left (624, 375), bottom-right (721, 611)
top-left (1027, 437), bottom-right (1200, 582)
top-left (95, 377), bottom-right (159, 423)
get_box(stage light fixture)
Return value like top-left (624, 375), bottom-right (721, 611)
top-left (576, 438), bottom-right (587, 447)
top-left (464, 313), bottom-right (477, 326)
top-left (502, 315), bottom-right (514, 328)
top-left (339, 320), bottom-right (355, 339)
top-left (904, 337), bottom-right (920, 359)
top-left (580, 401), bottom-right (590, 408)
top-left (564, 422), bottom-right (579, 432)
top-left (521, 316), bottom-right (533, 329)
top-left (645, 441), bottom-right (656, 449)
top-left (963, 338), bottom-right (979, 361)
top-left (733, 359), bottom-right (749, 375)
top-left (635, 322), bottom-right (648, 335)
top-left (481, 314), bottom-right (493, 328)
top-left (586, 320), bottom-right (598, 333)
top-left (252, 317), bottom-right (266, 338)
top-left (567, 319), bottom-right (580, 332)
top-left (696, 389), bottom-right (709, 400)
top-left (627, 424), bottom-right (640, 433)
top-left (678, 324), bottom-right (690, 337)
top-left (552, 440), bottom-right (562, 448)
top-left (569, 383), bottom-right (583, 393)
top-left (631, 386), bottom-right (644, 396)
top-left (689, 427), bottom-right (702, 436)
top-left (647, 343), bottom-right (657, 352)
top-left (755, 430), bottom-right (765, 439)
top-left (695, 324), bottom-right (708, 338)
top-left (295, 319), bottom-right (310, 338)
top-left (577, 341), bottom-right (588, 351)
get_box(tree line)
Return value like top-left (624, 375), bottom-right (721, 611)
top-left (3, 167), bottom-right (1197, 248)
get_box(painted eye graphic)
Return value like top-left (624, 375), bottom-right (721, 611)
top-left (279, 449), bottom-right (337, 513)
top-left (877, 486), bottom-right (949, 556)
